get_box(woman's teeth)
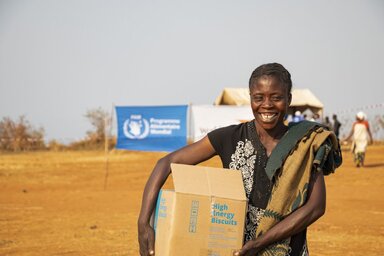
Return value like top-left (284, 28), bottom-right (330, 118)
top-left (260, 113), bottom-right (277, 122)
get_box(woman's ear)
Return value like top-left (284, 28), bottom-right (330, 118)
top-left (288, 93), bottom-right (292, 106)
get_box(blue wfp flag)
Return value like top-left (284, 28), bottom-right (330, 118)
top-left (115, 105), bottom-right (188, 152)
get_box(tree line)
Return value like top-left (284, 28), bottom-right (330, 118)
top-left (0, 108), bottom-right (114, 152)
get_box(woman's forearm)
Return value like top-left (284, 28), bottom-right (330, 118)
top-left (138, 157), bottom-right (172, 224)
top-left (254, 195), bottom-right (325, 249)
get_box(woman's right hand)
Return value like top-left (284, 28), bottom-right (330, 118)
top-left (138, 221), bottom-right (155, 256)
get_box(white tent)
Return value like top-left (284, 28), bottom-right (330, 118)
top-left (214, 88), bottom-right (324, 116)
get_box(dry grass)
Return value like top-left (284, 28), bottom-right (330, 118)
top-left (1, 146), bottom-right (384, 255)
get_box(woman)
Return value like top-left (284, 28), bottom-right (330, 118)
top-left (137, 63), bottom-right (342, 256)
top-left (344, 111), bottom-right (373, 167)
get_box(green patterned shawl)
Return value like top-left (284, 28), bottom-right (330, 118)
top-left (255, 121), bottom-right (342, 256)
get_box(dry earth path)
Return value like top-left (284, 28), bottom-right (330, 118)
top-left (1, 146), bottom-right (383, 255)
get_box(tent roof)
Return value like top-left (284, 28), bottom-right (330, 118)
top-left (290, 88), bottom-right (323, 108)
top-left (214, 88), bottom-right (323, 109)
top-left (214, 88), bottom-right (250, 106)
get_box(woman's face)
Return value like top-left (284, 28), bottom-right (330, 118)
top-left (250, 75), bottom-right (291, 130)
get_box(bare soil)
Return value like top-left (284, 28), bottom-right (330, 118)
top-left (1, 145), bottom-right (384, 255)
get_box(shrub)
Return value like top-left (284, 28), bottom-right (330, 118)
top-left (0, 116), bottom-right (45, 151)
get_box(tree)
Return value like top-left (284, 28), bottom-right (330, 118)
top-left (85, 108), bottom-right (111, 145)
top-left (0, 116), bottom-right (45, 151)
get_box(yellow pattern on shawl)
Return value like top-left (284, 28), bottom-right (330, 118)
top-left (256, 127), bottom-right (337, 256)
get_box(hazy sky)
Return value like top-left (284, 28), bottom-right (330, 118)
top-left (0, 0), bottom-right (383, 142)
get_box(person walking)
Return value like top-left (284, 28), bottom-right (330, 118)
top-left (332, 114), bottom-right (342, 138)
top-left (344, 111), bottom-right (373, 167)
top-left (137, 63), bottom-right (342, 256)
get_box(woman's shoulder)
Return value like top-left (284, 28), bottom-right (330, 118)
top-left (287, 120), bottom-right (322, 132)
top-left (354, 120), bottom-right (369, 128)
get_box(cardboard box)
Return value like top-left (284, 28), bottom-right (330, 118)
top-left (154, 163), bottom-right (247, 256)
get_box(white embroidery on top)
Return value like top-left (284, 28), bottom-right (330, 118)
top-left (229, 139), bottom-right (256, 197)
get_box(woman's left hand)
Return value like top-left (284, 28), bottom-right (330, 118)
top-left (233, 240), bottom-right (261, 256)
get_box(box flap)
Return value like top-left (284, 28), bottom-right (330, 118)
top-left (170, 163), bottom-right (246, 201)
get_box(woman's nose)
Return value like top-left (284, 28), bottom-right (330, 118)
top-left (262, 98), bottom-right (273, 107)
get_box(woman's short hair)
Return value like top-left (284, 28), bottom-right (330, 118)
top-left (249, 63), bottom-right (292, 93)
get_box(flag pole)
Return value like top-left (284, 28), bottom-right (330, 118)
top-left (103, 104), bottom-right (114, 190)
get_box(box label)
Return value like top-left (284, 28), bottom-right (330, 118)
top-left (189, 200), bottom-right (199, 233)
top-left (211, 203), bottom-right (237, 226)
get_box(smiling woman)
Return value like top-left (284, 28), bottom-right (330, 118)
top-left (137, 63), bottom-right (342, 256)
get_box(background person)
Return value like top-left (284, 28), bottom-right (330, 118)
top-left (291, 110), bottom-right (304, 123)
top-left (323, 116), bottom-right (333, 130)
top-left (311, 113), bottom-right (322, 123)
top-left (137, 63), bottom-right (342, 256)
top-left (344, 111), bottom-right (373, 167)
top-left (332, 114), bottom-right (342, 139)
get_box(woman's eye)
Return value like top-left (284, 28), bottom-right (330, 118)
top-left (253, 96), bottom-right (263, 102)
top-left (272, 96), bottom-right (283, 101)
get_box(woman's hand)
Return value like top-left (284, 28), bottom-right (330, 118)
top-left (233, 239), bottom-right (261, 256)
top-left (138, 221), bottom-right (155, 256)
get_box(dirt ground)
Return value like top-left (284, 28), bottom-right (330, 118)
top-left (1, 145), bottom-right (384, 256)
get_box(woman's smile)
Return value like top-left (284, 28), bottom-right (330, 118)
top-left (259, 112), bottom-right (278, 122)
